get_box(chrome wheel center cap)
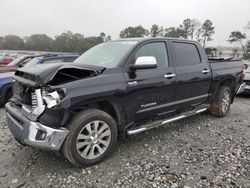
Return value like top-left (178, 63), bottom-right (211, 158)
top-left (90, 136), bottom-right (98, 144)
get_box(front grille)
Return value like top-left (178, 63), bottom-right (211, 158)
top-left (31, 92), bottom-right (37, 109)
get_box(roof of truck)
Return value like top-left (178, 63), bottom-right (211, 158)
top-left (114, 37), bottom-right (199, 44)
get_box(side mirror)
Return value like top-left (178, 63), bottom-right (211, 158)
top-left (130, 56), bottom-right (157, 70)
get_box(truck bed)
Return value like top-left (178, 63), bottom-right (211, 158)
top-left (209, 58), bottom-right (243, 96)
top-left (208, 57), bottom-right (240, 63)
top-left (210, 59), bottom-right (243, 76)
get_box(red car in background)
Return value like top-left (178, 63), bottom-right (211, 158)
top-left (0, 56), bottom-right (13, 65)
top-left (0, 55), bottom-right (40, 74)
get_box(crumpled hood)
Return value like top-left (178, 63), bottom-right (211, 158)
top-left (14, 63), bottom-right (105, 87)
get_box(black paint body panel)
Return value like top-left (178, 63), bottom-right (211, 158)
top-left (11, 38), bottom-right (244, 132)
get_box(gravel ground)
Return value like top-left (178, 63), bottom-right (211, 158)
top-left (0, 96), bottom-right (250, 188)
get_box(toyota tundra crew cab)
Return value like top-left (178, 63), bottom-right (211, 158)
top-left (5, 38), bottom-right (244, 167)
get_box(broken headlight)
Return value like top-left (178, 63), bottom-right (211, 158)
top-left (42, 88), bottom-right (66, 108)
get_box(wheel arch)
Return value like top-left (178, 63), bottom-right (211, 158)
top-left (211, 77), bottom-right (236, 104)
top-left (0, 83), bottom-right (12, 105)
top-left (70, 99), bottom-right (125, 132)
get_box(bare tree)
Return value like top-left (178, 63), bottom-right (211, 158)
top-left (150, 24), bottom-right (164, 37)
top-left (228, 31), bottom-right (247, 55)
top-left (231, 48), bottom-right (238, 58)
top-left (199, 20), bottom-right (215, 48)
top-left (190, 19), bottom-right (201, 40)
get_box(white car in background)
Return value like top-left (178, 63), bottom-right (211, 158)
top-left (239, 61), bottom-right (250, 94)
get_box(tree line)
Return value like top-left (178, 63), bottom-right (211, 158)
top-left (0, 31), bottom-right (111, 53)
top-left (120, 19), bottom-right (215, 48)
top-left (228, 21), bottom-right (250, 59)
top-left (0, 18), bottom-right (216, 53)
top-left (0, 18), bottom-right (249, 59)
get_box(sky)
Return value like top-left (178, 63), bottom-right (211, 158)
top-left (0, 0), bottom-right (249, 47)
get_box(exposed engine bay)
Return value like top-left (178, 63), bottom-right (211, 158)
top-left (10, 64), bottom-right (105, 120)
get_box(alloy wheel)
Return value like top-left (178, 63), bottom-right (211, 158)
top-left (221, 90), bottom-right (230, 113)
top-left (76, 120), bottom-right (111, 160)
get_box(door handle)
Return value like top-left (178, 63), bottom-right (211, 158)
top-left (128, 81), bottom-right (138, 86)
top-left (202, 69), bottom-right (210, 74)
top-left (164, 73), bottom-right (176, 79)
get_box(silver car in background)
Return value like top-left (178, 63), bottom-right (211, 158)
top-left (239, 61), bottom-right (250, 94)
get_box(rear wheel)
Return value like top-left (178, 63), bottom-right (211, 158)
top-left (62, 109), bottom-right (117, 167)
top-left (210, 86), bottom-right (232, 117)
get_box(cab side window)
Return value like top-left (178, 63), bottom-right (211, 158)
top-left (135, 42), bottom-right (168, 69)
top-left (173, 42), bottom-right (201, 66)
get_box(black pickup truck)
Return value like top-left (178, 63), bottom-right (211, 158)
top-left (5, 38), bottom-right (244, 167)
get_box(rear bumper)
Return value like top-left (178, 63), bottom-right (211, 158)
top-left (5, 102), bottom-right (69, 151)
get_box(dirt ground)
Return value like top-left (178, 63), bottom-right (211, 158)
top-left (0, 96), bottom-right (249, 188)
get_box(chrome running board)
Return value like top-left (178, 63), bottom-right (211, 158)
top-left (127, 108), bottom-right (207, 135)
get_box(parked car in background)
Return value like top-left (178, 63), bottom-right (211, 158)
top-left (0, 54), bottom-right (79, 106)
top-left (0, 55), bottom-right (41, 74)
top-left (0, 55), bottom-right (13, 65)
top-left (24, 54), bottom-right (79, 68)
top-left (0, 72), bottom-right (13, 106)
top-left (238, 61), bottom-right (250, 94)
top-left (5, 38), bottom-right (243, 167)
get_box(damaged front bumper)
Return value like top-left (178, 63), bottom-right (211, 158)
top-left (5, 102), bottom-right (69, 151)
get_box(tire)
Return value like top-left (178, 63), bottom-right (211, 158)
top-left (4, 89), bottom-right (12, 103)
top-left (0, 99), bottom-right (3, 107)
top-left (210, 86), bottom-right (232, 117)
top-left (0, 88), bottom-right (12, 107)
top-left (62, 109), bottom-right (118, 167)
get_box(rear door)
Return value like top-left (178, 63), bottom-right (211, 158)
top-left (123, 41), bottom-right (176, 123)
top-left (171, 41), bottom-right (211, 107)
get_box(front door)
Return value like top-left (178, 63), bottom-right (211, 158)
top-left (123, 41), bottom-right (176, 124)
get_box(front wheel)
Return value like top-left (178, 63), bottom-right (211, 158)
top-left (62, 109), bottom-right (117, 167)
top-left (210, 86), bottom-right (232, 117)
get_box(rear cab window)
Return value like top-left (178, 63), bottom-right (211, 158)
top-left (172, 42), bottom-right (201, 66)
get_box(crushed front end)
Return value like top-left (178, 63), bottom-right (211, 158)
top-left (5, 71), bottom-right (69, 151)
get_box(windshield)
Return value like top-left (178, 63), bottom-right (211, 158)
top-left (7, 57), bottom-right (23, 66)
top-left (74, 41), bottom-right (137, 68)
